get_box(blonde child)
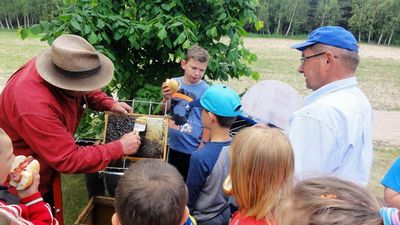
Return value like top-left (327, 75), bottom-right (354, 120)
top-left (228, 126), bottom-right (294, 225)
top-left (278, 176), bottom-right (400, 225)
top-left (0, 128), bottom-right (58, 225)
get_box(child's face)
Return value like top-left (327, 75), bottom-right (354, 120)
top-left (0, 135), bottom-right (14, 185)
top-left (201, 109), bottom-right (213, 129)
top-left (181, 59), bottom-right (208, 84)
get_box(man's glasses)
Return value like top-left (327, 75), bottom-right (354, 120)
top-left (300, 52), bottom-right (326, 65)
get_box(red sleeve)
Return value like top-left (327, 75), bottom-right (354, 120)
top-left (17, 114), bottom-right (123, 174)
top-left (20, 192), bottom-right (58, 225)
top-left (85, 90), bottom-right (115, 111)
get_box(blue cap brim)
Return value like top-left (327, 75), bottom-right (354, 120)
top-left (291, 41), bottom-right (316, 51)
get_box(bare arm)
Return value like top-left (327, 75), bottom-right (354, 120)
top-left (384, 187), bottom-right (400, 209)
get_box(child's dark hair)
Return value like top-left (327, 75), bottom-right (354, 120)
top-left (186, 45), bottom-right (209, 63)
top-left (115, 159), bottom-right (187, 225)
top-left (277, 177), bottom-right (393, 225)
top-left (215, 115), bottom-right (237, 128)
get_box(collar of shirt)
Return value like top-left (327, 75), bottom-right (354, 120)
top-left (304, 77), bottom-right (357, 106)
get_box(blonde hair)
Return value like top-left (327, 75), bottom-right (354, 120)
top-left (230, 126), bottom-right (294, 221)
top-left (277, 177), bottom-right (383, 225)
top-left (186, 45), bottom-right (209, 63)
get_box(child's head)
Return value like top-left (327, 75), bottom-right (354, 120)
top-left (113, 159), bottom-right (189, 225)
top-left (277, 177), bottom-right (387, 225)
top-left (0, 128), bottom-right (15, 185)
top-left (0, 211), bottom-right (12, 225)
top-left (229, 126), bottom-right (294, 220)
top-left (186, 45), bottom-right (209, 64)
top-left (181, 45), bottom-right (209, 84)
top-left (191, 84), bottom-right (241, 129)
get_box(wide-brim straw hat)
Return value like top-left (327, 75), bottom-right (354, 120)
top-left (36, 34), bottom-right (114, 91)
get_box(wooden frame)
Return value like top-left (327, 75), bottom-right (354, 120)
top-left (103, 112), bottom-right (168, 161)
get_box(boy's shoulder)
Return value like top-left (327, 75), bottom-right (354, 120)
top-left (193, 141), bottom-right (231, 157)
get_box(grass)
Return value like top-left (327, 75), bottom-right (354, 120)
top-left (1, 30), bottom-right (400, 224)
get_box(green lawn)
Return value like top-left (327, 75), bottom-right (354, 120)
top-left (1, 30), bottom-right (400, 224)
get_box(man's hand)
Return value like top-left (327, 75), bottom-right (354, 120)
top-left (119, 131), bottom-right (141, 155)
top-left (18, 172), bottom-right (40, 199)
top-left (111, 102), bottom-right (132, 114)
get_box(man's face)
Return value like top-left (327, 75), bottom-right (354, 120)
top-left (0, 135), bottom-right (15, 185)
top-left (298, 48), bottom-right (329, 91)
top-left (181, 59), bottom-right (208, 84)
top-left (63, 90), bottom-right (91, 97)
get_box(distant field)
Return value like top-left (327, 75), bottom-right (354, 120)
top-left (1, 30), bottom-right (399, 224)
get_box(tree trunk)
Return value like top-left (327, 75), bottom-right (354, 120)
top-left (358, 30), bottom-right (361, 42)
top-left (377, 32), bottom-right (384, 45)
top-left (0, 20), bottom-right (4, 29)
top-left (387, 26), bottom-right (394, 45)
top-left (286, 0), bottom-right (299, 36)
top-left (320, 0), bottom-right (328, 27)
top-left (16, 16), bottom-right (20, 28)
top-left (5, 16), bottom-right (10, 29)
top-left (276, 14), bottom-right (281, 35)
top-left (368, 27), bottom-right (372, 43)
top-left (8, 15), bottom-right (14, 29)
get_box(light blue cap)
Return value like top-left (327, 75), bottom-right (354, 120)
top-left (190, 85), bottom-right (242, 117)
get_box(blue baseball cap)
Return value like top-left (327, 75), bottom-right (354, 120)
top-left (291, 26), bottom-right (358, 52)
top-left (190, 85), bottom-right (242, 117)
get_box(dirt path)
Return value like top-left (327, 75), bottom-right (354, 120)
top-left (373, 110), bottom-right (400, 147)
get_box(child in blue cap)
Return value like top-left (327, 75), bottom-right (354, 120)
top-left (186, 85), bottom-right (242, 225)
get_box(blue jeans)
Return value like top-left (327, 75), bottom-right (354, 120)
top-left (197, 207), bottom-right (231, 225)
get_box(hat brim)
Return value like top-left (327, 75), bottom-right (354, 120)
top-left (36, 48), bottom-right (114, 92)
top-left (291, 41), bottom-right (316, 51)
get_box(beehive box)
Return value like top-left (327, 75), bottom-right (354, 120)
top-left (103, 112), bottom-right (168, 161)
top-left (74, 196), bottom-right (114, 225)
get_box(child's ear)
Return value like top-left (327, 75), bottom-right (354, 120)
top-left (111, 213), bottom-right (121, 225)
top-left (208, 112), bottom-right (216, 122)
top-left (179, 206), bottom-right (190, 225)
top-left (181, 60), bottom-right (187, 69)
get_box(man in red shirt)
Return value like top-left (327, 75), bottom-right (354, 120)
top-left (0, 34), bottom-right (141, 205)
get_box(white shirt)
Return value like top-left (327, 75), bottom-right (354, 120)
top-left (288, 77), bottom-right (373, 186)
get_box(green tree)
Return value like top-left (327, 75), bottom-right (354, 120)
top-left (21, 0), bottom-right (261, 135)
top-left (23, 0), bottom-right (260, 100)
top-left (316, 0), bottom-right (340, 27)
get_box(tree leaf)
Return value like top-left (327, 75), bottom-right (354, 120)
top-left (210, 27), bottom-right (218, 38)
top-left (83, 24), bottom-right (91, 35)
top-left (20, 28), bottom-right (30, 40)
top-left (182, 39), bottom-right (190, 49)
top-left (113, 32), bottom-right (123, 41)
top-left (97, 19), bottom-right (105, 29)
top-left (157, 28), bottom-right (168, 40)
top-left (59, 14), bottom-right (72, 22)
top-left (101, 32), bottom-right (111, 44)
top-left (255, 20), bottom-right (264, 31)
top-left (174, 32), bottom-right (186, 46)
top-left (70, 19), bottom-right (81, 31)
top-left (88, 32), bottom-right (98, 44)
top-left (30, 24), bottom-right (43, 35)
top-left (251, 71), bottom-right (260, 80)
top-left (217, 13), bottom-right (227, 21)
